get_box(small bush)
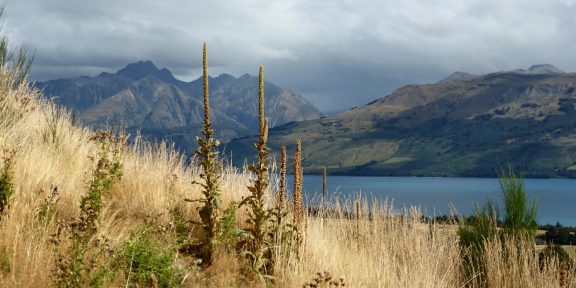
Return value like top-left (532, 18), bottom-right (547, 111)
top-left (52, 130), bottom-right (124, 287)
top-left (458, 201), bottom-right (498, 250)
top-left (0, 252), bottom-right (9, 273)
top-left (0, 150), bottom-right (15, 217)
top-left (36, 185), bottom-right (59, 224)
top-left (458, 201), bottom-right (498, 282)
top-left (218, 201), bottom-right (243, 250)
top-left (121, 230), bottom-right (181, 288)
top-left (538, 244), bottom-right (571, 270)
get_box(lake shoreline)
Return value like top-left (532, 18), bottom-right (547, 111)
top-left (287, 175), bottom-right (576, 226)
top-left (298, 172), bottom-right (576, 180)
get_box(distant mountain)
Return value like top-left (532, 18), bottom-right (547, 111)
top-left (510, 64), bottom-right (566, 75)
top-left (438, 72), bottom-right (479, 83)
top-left (227, 64), bottom-right (576, 178)
top-left (35, 61), bottom-right (322, 153)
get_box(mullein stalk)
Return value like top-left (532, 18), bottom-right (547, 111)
top-left (271, 144), bottom-right (291, 274)
top-left (242, 66), bottom-right (272, 276)
top-left (278, 144), bottom-right (287, 209)
top-left (192, 43), bottom-right (221, 264)
top-left (293, 139), bottom-right (303, 225)
top-left (322, 166), bottom-right (327, 213)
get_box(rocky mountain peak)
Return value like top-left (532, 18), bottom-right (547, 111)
top-left (506, 64), bottom-right (565, 75)
top-left (525, 64), bottom-right (565, 74)
top-left (438, 71), bottom-right (479, 83)
top-left (239, 73), bottom-right (254, 80)
top-left (215, 73), bottom-right (236, 81)
top-left (117, 60), bottom-right (161, 80)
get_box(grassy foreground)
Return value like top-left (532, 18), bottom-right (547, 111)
top-left (0, 65), bottom-right (573, 287)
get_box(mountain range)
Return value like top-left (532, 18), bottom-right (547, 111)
top-left (35, 61), bottom-right (322, 153)
top-left (227, 64), bottom-right (576, 178)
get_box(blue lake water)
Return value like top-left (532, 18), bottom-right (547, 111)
top-left (285, 175), bottom-right (576, 226)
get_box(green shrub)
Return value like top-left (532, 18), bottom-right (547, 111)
top-left (52, 130), bottom-right (124, 287)
top-left (538, 244), bottom-right (571, 269)
top-left (36, 185), bottom-right (59, 224)
top-left (0, 150), bottom-right (15, 217)
top-left (458, 201), bottom-right (498, 282)
top-left (458, 201), bottom-right (498, 250)
top-left (218, 202), bottom-right (244, 250)
top-left (121, 230), bottom-right (181, 288)
top-left (0, 252), bottom-right (9, 273)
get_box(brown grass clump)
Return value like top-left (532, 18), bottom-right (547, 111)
top-left (472, 234), bottom-right (575, 287)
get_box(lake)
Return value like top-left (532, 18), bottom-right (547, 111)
top-left (284, 175), bottom-right (576, 226)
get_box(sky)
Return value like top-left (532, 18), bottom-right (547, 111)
top-left (4, 0), bottom-right (576, 112)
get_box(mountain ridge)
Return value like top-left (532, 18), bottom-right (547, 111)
top-left (227, 65), bottom-right (576, 178)
top-left (35, 61), bottom-right (322, 153)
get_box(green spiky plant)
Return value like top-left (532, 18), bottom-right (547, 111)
top-left (0, 7), bottom-right (33, 89)
top-left (240, 65), bottom-right (273, 277)
top-left (186, 43), bottom-right (222, 265)
top-left (499, 165), bottom-right (537, 240)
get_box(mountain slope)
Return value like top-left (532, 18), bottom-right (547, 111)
top-left (227, 65), bottom-right (576, 178)
top-left (35, 61), bottom-right (322, 152)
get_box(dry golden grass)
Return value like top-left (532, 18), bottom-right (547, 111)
top-left (285, 203), bottom-right (465, 288)
top-left (0, 71), bottom-right (572, 287)
top-left (474, 236), bottom-right (570, 288)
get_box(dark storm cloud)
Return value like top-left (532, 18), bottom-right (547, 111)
top-left (4, 0), bottom-right (576, 111)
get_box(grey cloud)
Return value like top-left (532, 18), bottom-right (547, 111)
top-left (4, 0), bottom-right (576, 112)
